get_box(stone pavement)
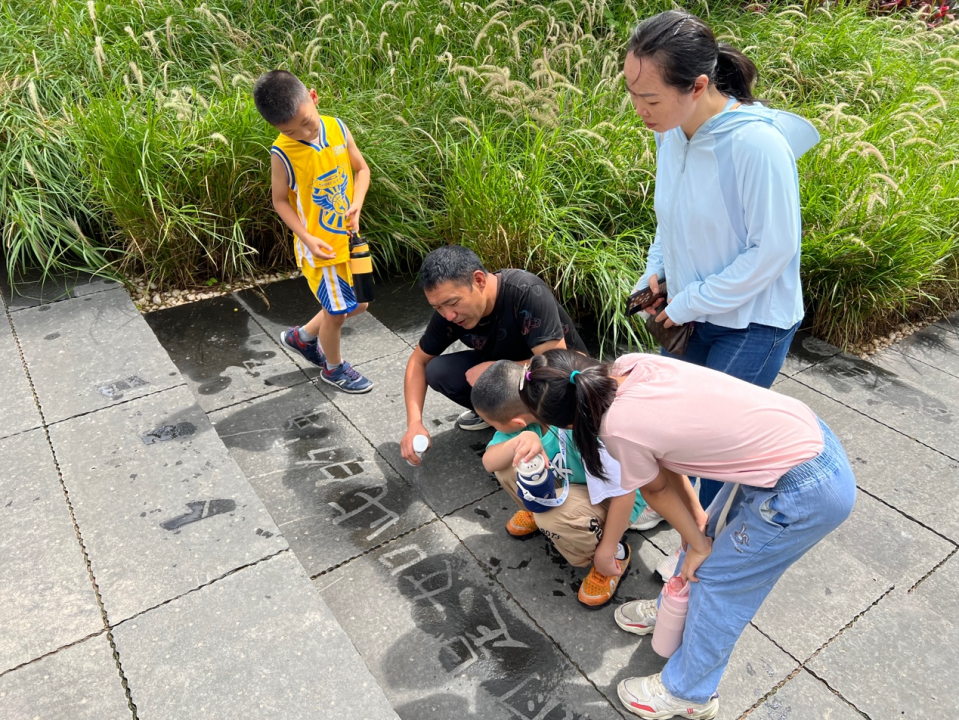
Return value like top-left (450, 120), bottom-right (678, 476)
top-left (1, 272), bottom-right (956, 719)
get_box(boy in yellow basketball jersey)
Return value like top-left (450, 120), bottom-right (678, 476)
top-left (253, 70), bottom-right (373, 393)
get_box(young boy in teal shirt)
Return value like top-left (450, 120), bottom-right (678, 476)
top-left (472, 360), bottom-right (650, 607)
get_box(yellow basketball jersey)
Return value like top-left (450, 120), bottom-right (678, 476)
top-left (271, 116), bottom-right (354, 268)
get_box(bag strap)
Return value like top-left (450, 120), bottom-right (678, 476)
top-left (714, 483), bottom-right (740, 535)
top-left (516, 475), bottom-right (570, 508)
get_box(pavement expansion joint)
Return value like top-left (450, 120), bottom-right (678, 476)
top-left (41, 382), bottom-right (189, 430)
top-left (0, 424), bottom-right (43, 443)
top-left (907, 545), bottom-right (959, 594)
top-left (309, 517), bottom-right (441, 581)
top-left (792, 373), bottom-right (959, 465)
top-left (890, 346), bottom-right (959, 383)
top-left (801, 585), bottom-right (895, 666)
top-left (800, 667), bottom-right (873, 720)
top-left (740, 586), bottom-right (895, 720)
top-left (2, 303), bottom-right (140, 719)
top-left (0, 629), bottom-right (107, 680)
top-left (441, 510), bottom-right (633, 719)
top-left (747, 621), bottom-right (802, 667)
top-left (440, 485), bottom-right (502, 518)
top-left (113, 547), bottom-right (291, 628)
top-left (737, 664), bottom-right (805, 720)
top-left (638, 529), bottom-right (675, 557)
top-left (855, 484), bottom-right (959, 548)
top-left (198, 378), bottom-right (312, 415)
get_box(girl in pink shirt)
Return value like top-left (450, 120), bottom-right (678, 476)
top-left (520, 349), bottom-right (855, 720)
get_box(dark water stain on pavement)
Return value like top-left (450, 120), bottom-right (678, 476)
top-left (146, 295), bottom-right (277, 395)
top-left (378, 549), bottom-right (593, 720)
top-left (142, 422), bottom-right (197, 445)
top-left (160, 499), bottom-right (236, 530)
top-left (233, 277), bottom-right (314, 331)
top-left (97, 375), bottom-right (149, 400)
top-left (810, 353), bottom-right (951, 423)
top-left (211, 388), bottom-right (418, 570)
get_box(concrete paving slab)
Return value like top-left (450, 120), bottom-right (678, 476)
top-left (752, 535), bottom-right (890, 664)
top-left (317, 521), bottom-right (621, 720)
top-left (753, 488), bottom-right (951, 661)
top-left (365, 275), bottom-right (434, 347)
top-left (794, 350), bottom-right (959, 459)
top-left (779, 331), bottom-right (842, 379)
top-left (0, 429), bottom-right (103, 674)
top-left (315, 351), bottom-right (499, 516)
top-left (0, 320), bottom-right (41, 439)
top-left (777, 378), bottom-right (959, 543)
top-left (145, 296), bottom-right (309, 412)
top-left (752, 669), bottom-right (863, 720)
top-left (716, 627), bottom-right (799, 720)
top-left (0, 634), bottom-right (130, 720)
top-left (233, 277), bottom-right (408, 367)
top-left (892, 313), bottom-right (959, 380)
top-left (0, 271), bottom-right (120, 312)
top-left (638, 522), bottom-right (682, 558)
top-left (114, 551), bottom-right (398, 720)
top-left (49, 385), bottom-right (288, 623)
top-left (210, 383), bottom-right (435, 576)
top-left (808, 587), bottom-right (958, 719)
top-left (12, 289), bottom-right (182, 424)
top-left (910, 551), bottom-right (959, 622)
top-left (445, 492), bottom-right (797, 719)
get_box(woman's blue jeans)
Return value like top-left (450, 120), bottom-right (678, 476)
top-left (662, 420), bottom-right (857, 702)
top-left (661, 320), bottom-right (800, 508)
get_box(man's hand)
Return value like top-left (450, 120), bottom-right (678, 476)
top-left (401, 421), bottom-right (431, 466)
top-left (512, 431), bottom-right (546, 467)
top-left (345, 204), bottom-right (362, 234)
top-left (680, 537), bottom-right (712, 583)
top-left (302, 233), bottom-right (336, 260)
top-left (465, 361), bottom-right (495, 387)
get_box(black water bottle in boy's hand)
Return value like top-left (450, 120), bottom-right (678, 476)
top-left (349, 232), bottom-right (375, 304)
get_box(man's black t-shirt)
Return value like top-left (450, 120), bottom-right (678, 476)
top-left (418, 269), bottom-right (587, 360)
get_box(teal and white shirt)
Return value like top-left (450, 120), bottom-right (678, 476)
top-left (488, 423), bottom-right (647, 522)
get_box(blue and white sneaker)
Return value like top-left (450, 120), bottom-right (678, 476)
top-left (321, 361), bottom-right (373, 394)
top-left (280, 326), bottom-right (325, 368)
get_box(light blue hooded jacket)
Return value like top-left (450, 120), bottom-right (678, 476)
top-left (636, 99), bottom-right (820, 330)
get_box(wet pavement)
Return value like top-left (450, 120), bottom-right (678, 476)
top-left (1, 273), bottom-right (957, 719)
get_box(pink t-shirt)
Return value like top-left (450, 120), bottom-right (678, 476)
top-left (600, 354), bottom-right (824, 490)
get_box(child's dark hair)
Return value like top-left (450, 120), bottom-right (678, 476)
top-left (471, 360), bottom-right (527, 423)
top-left (418, 245), bottom-right (487, 292)
top-left (518, 350), bottom-right (618, 480)
top-left (627, 10), bottom-right (759, 105)
top-left (252, 70), bottom-right (309, 125)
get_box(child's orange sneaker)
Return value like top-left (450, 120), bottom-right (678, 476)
top-left (578, 542), bottom-right (631, 608)
top-left (506, 510), bottom-right (538, 538)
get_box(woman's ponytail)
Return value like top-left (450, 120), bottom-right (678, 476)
top-left (715, 44), bottom-right (758, 105)
top-left (519, 350), bottom-right (618, 481)
top-left (627, 10), bottom-right (761, 106)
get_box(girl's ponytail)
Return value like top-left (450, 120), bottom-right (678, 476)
top-left (519, 350), bottom-right (618, 481)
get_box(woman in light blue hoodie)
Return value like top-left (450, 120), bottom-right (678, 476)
top-left (628, 10), bottom-right (820, 522)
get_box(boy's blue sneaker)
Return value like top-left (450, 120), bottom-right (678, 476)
top-left (321, 361), bottom-right (373, 394)
top-left (280, 326), bottom-right (325, 368)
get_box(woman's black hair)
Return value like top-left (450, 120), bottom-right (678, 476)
top-left (627, 10), bottom-right (759, 105)
top-left (518, 350), bottom-right (618, 481)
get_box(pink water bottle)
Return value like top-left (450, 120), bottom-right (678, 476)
top-left (651, 576), bottom-right (690, 658)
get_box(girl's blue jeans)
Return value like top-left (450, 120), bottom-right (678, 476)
top-left (661, 419), bottom-right (856, 703)
top-left (661, 320), bottom-right (801, 508)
